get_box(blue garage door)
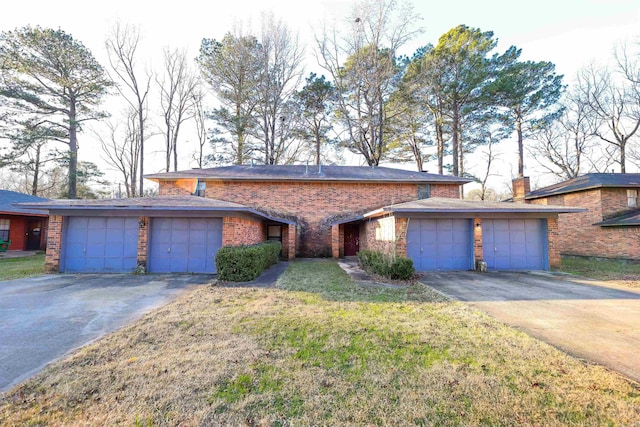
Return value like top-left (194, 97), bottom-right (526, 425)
top-left (63, 217), bottom-right (138, 273)
top-left (148, 218), bottom-right (222, 273)
top-left (407, 219), bottom-right (473, 271)
top-left (483, 219), bottom-right (547, 270)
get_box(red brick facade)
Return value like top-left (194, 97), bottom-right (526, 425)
top-left (473, 217), bottom-right (483, 264)
top-left (137, 217), bottom-right (149, 269)
top-left (222, 217), bottom-right (266, 247)
top-left (532, 188), bottom-right (640, 260)
top-left (0, 214), bottom-right (47, 251)
top-left (45, 215), bottom-right (63, 273)
top-left (159, 180), bottom-right (461, 257)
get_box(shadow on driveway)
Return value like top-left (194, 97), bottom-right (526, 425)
top-left (421, 270), bottom-right (640, 383)
top-left (0, 273), bottom-right (213, 392)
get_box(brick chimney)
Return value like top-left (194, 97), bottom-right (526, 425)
top-left (512, 177), bottom-right (531, 203)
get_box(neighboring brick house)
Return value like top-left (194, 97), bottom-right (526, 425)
top-left (526, 173), bottom-right (640, 260)
top-left (20, 165), bottom-right (579, 273)
top-left (0, 190), bottom-right (48, 251)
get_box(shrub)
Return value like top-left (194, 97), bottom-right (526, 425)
top-left (216, 241), bottom-right (281, 282)
top-left (357, 250), bottom-right (415, 281)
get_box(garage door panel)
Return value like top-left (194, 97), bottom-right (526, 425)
top-left (483, 219), bottom-right (547, 270)
top-left (148, 218), bottom-right (222, 273)
top-left (63, 217), bottom-right (138, 273)
top-left (407, 219), bottom-right (472, 271)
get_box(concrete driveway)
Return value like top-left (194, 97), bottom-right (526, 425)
top-left (421, 271), bottom-right (640, 383)
top-left (0, 274), bottom-right (213, 392)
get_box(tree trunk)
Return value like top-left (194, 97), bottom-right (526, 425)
top-left (32, 143), bottom-right (41, 196)
top-left (620, 140), bottom-right (626, 173)
top-left (138, 107), bottom-right (144, 196)
top-left (452, 97), bottom-right (459, 176)
top-left (517, 116), bottom-right (524, 177)
top-left (315, 129), bottom-right (321, 166)
top-left (68, 100), bottom-right (78, 199)
top-left (165, 131), bottom-right (171, 172)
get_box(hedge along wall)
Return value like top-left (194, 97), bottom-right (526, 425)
top-left (215, 241), bottom-right (282, 282)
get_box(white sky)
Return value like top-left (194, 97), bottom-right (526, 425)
top-left (1, 0), bottom-right (640, 193)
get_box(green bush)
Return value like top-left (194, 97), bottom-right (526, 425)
top-left (216, 241), bottom-right (281, 282)
top-left (358, 249), bottom-right (415, 281)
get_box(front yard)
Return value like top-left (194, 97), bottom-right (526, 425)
top-left (0, 253), bottom-right (45, 281)
top-left (1, 260), bottom-right (639, 425)
top-left (562, 256), bottom-right (640, 288)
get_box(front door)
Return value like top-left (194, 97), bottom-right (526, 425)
top-left (26, 220), bottom-right (42, 250)
top-left (344, 224), bottom-right (360, 256)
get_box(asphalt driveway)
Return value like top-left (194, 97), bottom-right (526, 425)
top-left (420, 271), bottom-right (640, 383)
top-left (0, 274), bottom-right (213, 392)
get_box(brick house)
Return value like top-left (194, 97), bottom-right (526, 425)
top-left (20, 165), bottom-right (579, 273)
top-left (526, 173), bottom-right (640, 260)
top-left (0, 190), bottom-right (48, 251)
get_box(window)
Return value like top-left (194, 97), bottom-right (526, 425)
top-left (195, 181), bottom-right (206, 197)
top-left (627, 189), bottom-right (638, 208)
top-left (418, 184), bottom-right (431, 200)
top-left (0, 219), bottom-right (9, 241)
top-left (267, 225), bottom-right (282, 242)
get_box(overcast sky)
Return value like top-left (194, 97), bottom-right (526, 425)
top-left (1, 0), bottom-right (639, 191)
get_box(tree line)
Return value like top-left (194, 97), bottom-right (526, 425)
top-left (1, 0), bottom-right (639, 199)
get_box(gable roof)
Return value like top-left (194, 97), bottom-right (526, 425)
top-left (17, 195), bottom-right (295, 224)
top-left (0, 190), bottom-right (48, 216)
top-left (526, 173), bottom-right (640, 200)
top-left (331, 197), bottom-right (585, 225)
top-left (145, 165), bottom-right (471, 184)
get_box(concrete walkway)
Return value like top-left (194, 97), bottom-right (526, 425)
top-left (421, 271), bottom-right (640, 383)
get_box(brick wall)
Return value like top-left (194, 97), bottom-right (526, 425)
top-left (1, 215), bottom-right (26, 250)
top-left (432, 184), bottom-right (461, 199)
top-left (158, 179), bottom-right (460, 257)
top-left (533, 189), bottom-right (640, 260)
top-left (394, 217), bottom-right (408, 258)
top-left (222, 216), bottom-right (266, 247)
top-left (137, 217), bottom-right (149, 270)
top-left (361, 216), bottom-right (397, 255)
top-left (473, 217), bottom-right (483, 263)
top-left (45, 215), bottom-right (63, 273)
top-left (547, 217), bottom-right (561, 268)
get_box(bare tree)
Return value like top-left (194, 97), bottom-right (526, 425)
top-left (105, 22), bottom-right (151, 195)
top-left (97, 108), bottom-right (140, 197)
top-left (255, 13), bottom-right (305, 164)
top-left (529, 88), bottom-right (598, 179)
top-left (191, 87), bottom-right (209, 168)
top-left (576, 62), bottom-right (640, 173)
top-left (157, 47), bottom-right (199, 172)
top-left (315, 0), bottom-right (422, 166)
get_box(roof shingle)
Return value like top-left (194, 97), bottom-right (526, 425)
top-left (144, 165), bottom-right (471, 184)
top-left (526, 173), bottom-right (640, 200)
top-left (0, 190), bottom-right (48, 215)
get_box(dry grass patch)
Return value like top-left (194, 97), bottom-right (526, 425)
top-left (562, 256), bottom-right (640, 288)
top-left (1, 260), bottom-right (639, 426)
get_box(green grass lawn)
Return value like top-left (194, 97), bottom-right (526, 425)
top-left (562, 255), bottom-right (640, 287)
top-left (0, 253), bottom-right (45, 281)
top-left (1, 260), bottom-right (639, 426)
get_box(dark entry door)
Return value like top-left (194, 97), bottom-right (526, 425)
top-left (26, 220), bottom-right (42, 250)
top-left (344, 224), bottom-right (360, 256)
